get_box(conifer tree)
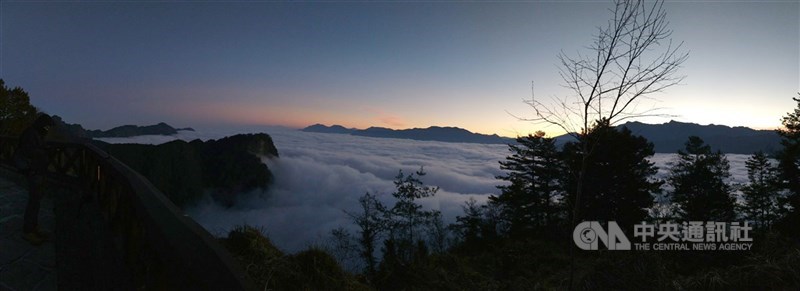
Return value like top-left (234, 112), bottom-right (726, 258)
top-left (562, 121), bottom-right (661, 229)
top-left (383, 168), bottom-right (439, 263)
top-left (452, 197), bottom-right (496, 248)
top-left (777, 95), bottom-right (800, 229)
top-left (741, 152), bottom-right (781, 229)
top-left (491, 131), bottom-right (564, 238)
top-left (668, 136), bottom-right (736, 221)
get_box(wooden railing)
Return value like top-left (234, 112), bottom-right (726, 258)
top-left (0, 136), bottom-right (254, 290)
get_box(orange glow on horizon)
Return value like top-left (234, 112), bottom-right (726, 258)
top-left (152, 99), bottom-right (783, 139)
top-left (159, 101), bottom-right (568, 138)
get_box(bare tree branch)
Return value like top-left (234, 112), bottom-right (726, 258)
top-left (516, 1), bottom-right (689, 288)
top-left (524, 0), bottom-right (687, 137)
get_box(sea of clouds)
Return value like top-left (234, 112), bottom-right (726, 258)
top-left (98, 128), bottom-right (752, 252)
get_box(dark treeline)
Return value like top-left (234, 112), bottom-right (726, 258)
top-left (278, 98), bottom-right (799, 290)
top-left (230, 96), bottom-right (800, 290)
top-left (0, 79), bottom-right (39, 136)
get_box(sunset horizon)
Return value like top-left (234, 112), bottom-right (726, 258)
top-left (2, 1), bottom-right (796, 138)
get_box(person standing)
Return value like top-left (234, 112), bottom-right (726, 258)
top-left (13, 113), bottom-right (54, 245)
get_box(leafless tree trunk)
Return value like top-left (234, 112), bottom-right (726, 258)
top-left (518, 0), bottom-right (687, 288)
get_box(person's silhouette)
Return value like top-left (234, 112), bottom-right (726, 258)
top-left (13, 113), bottom-right (54, 245)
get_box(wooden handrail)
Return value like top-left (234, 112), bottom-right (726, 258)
top-left (0, 136), bottom-right (255, 290)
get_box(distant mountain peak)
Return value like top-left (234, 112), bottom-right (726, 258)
top-left (303, 124), bottom-right (357, 134)
top-left (301, 124), bottom-right (513, 145)
top-left (594, 121), bottom-right (778, 154)
top-left (303, 121), bottom-right (780, 153)
top-left (50, 116), bottom-right (191, 139)
top-left (88, 122), bottom-right (187, 138)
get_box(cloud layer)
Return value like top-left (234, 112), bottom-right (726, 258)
top-left (99, 129), bottom-right (752, 252)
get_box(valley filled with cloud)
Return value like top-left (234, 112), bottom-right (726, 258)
top-left (99, 129), bottom-right (753, 252)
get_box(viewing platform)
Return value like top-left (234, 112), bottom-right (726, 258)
top-left (0, 175), bottom-right (56, 291)
top-left (0, 167), bottom-right (135, 290)
top-left (0, 137), bottom-right (255, 290)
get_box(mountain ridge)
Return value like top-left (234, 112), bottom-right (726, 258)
top-left (51, 116), bottom-right (194, 139)
top-left (302, 123), bottom-right (514, 144)
top-left (88, 122), bottom-right (195, 138)
top-left (303, 121), bottom-right (781, 154)
top-left (617, 120), bottom-right (780, 154)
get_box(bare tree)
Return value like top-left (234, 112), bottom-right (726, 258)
top-left (525, 0), bottom-right (686, 223)
top-left (517, 0), bottom-right (688, 287)
top-left (527, 0), bottom-right (687, 136)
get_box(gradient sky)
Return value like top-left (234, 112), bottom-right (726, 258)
top-left (1, 1), bottom-right (797, 137)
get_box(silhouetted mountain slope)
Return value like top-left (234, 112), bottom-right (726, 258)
top-left (50, 115), bottom-right (91, 141)
top-left (554, 120), bottom-right (781, 154)
top-left (93, 133), bottom-right (279, 207)
top-left (622, 121), bottom-right (780, 154)
top-left (302, 124), bottom-right (356, 134)
top-left (305, 121), bottom-right (779, 153)
top-left (88, 122), bottom-right (193, 138)
top-left (50, 116), bottom-right (193, 139)
top-left (301, 124), bottom-right (514, 144)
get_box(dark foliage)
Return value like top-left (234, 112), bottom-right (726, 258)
top-left (562, 122), bottom-right (662, 229)
top-left (383, 169), bottom-right (440, 264)
top-left (369, 169), bottom-right (448, 289)
top-left (741, 152), bottom-right (782, 229)
top-left (668, 136), bottom-right (737, 221)
top-left (491, 131), bottom-right (565, 239)
top-left (0, 79), bottom-right (39, 135)
top-left (221, 225), bottom-right (370, 291)
top-left (451, 198), bottom-right (500, 251)
top-left (776, 96), bottom-right (800, 235)
top-left (344, 192), bottom-right (387, 277)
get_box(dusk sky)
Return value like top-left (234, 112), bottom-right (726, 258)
top-left (1, 1), bottom-right (797, 137)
